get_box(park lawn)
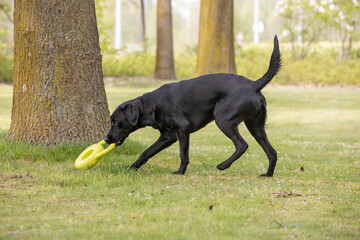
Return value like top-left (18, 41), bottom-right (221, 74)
top-left (0, 83), bottom-right (359, 239)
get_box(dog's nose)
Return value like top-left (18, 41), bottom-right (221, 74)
top-left (104, 136), bottom-right (111, 144)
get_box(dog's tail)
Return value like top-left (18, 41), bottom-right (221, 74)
top-left (254, 35), bottom-right (281, 92)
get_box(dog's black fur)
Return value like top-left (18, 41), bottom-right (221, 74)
top-left (105, 35), bottom-right (281, 176)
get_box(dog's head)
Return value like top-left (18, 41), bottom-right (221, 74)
top-left (104, 99), bottom-right (141, 146)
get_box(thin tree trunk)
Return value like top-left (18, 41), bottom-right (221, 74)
top-left (196, 0), bottom-right (236, 76)
top-left (154, 0), bottom-right (176, 80)
top-left (338, 32), bottom-right (347, 62)
top-left (345, 35), bottom-right (352, 59)
top-left (9, 0), bottom-right (110, 145)
top-left (140, 0), bottom-right (146, 52)
top-left (0, 3), bottom-right (13, 23)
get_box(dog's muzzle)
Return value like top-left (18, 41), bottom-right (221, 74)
top-left (116, 138), bottom-right (125, 146)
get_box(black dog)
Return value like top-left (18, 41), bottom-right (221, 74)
top-left (105, 35), bottom-right (281, 177)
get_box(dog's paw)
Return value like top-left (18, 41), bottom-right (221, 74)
top-left (216, 163), bottom-right (229, 171)
top-left (125, 165), bottom-right (138, 171)
top-left (172, 170), bottom-right (185, 175)
top-left (259, 173), bottom-right (273, 177)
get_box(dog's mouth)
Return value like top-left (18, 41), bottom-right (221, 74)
top-left (116, 138), bottom-right (125, 146)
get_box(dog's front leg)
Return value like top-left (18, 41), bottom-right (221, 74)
top-left (173, 130), bottom-right (190, 175)
top-left (128, 130), bottom-right (178, 170)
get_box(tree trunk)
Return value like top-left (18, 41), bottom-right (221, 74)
top-left (345, 34), bottom-right (353, 59)
top-left (196, 0), bottom-right (236, 76)
top-left (338, 32), bottom-right (347, 62)
top-left (9, 0), bottom-right (110, 145)
top-left (154, 0), bottom-right (176, 80)
top-left (140, 0), bottom-right (146, 52)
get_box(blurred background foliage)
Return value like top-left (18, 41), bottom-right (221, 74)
top-left (0, 0), bottom-right (359, 84)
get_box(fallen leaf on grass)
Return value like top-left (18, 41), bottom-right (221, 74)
top-left (208, 205), bottom-right (214, 210)
top-left (10, 172), bottom-right (33, 179)
top-left (272, 192), bottom-right (302, 197)
top-left (273, 220), bottom-right (286, 228)
top-left (11, 174), bottom-right (22, 179)
top-left (300, 167), bottom-right (304, 171)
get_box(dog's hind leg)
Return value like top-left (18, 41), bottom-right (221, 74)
top-left (128, 130), bottom-right (177, 170)
top-left (245, 114), bottom-right (277, 177)
top-left (215, 120), bottom-right (249, 171)
top-left (173, 130), bottom-right (190, 175)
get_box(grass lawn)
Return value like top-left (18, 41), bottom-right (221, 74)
top-left (0, 83), bottom-right (359, 239)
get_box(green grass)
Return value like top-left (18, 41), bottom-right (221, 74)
top-left (1, 83), bottom-right (360, 239)
top-left (99, 43), bottom-right (360, 85)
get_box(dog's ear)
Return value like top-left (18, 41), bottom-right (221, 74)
top-left (121, 101), bottom-right (141, 126)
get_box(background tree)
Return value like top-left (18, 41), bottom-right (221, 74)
top-left (323, 0), bottom-right (359, 61)
top-left (154, 0), bottom-right (176, 80)
top-left (276, 0), bottom-right (359, 60)
top-left (196, 0), bottom-right (236, 76)
top-left (9, 0), bottom-right (110, 145)
top-left (0, 0), bottom-right (12, 23)
top-left (95, 0), bottom-right (113, 54)
top-left (140, 0), bottom-right (147, 52)
top-left (276, 0), bottom-right (329, 59)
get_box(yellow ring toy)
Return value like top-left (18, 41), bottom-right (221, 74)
top-left (75, 140), bottom-right (116, 169)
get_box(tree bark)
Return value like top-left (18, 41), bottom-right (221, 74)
top-left (154, 0), bottom-right (176, 80)
top-left (9, 0), bottom-right (110, 145)
top-left (196, 0), bottom-right (236, 76)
